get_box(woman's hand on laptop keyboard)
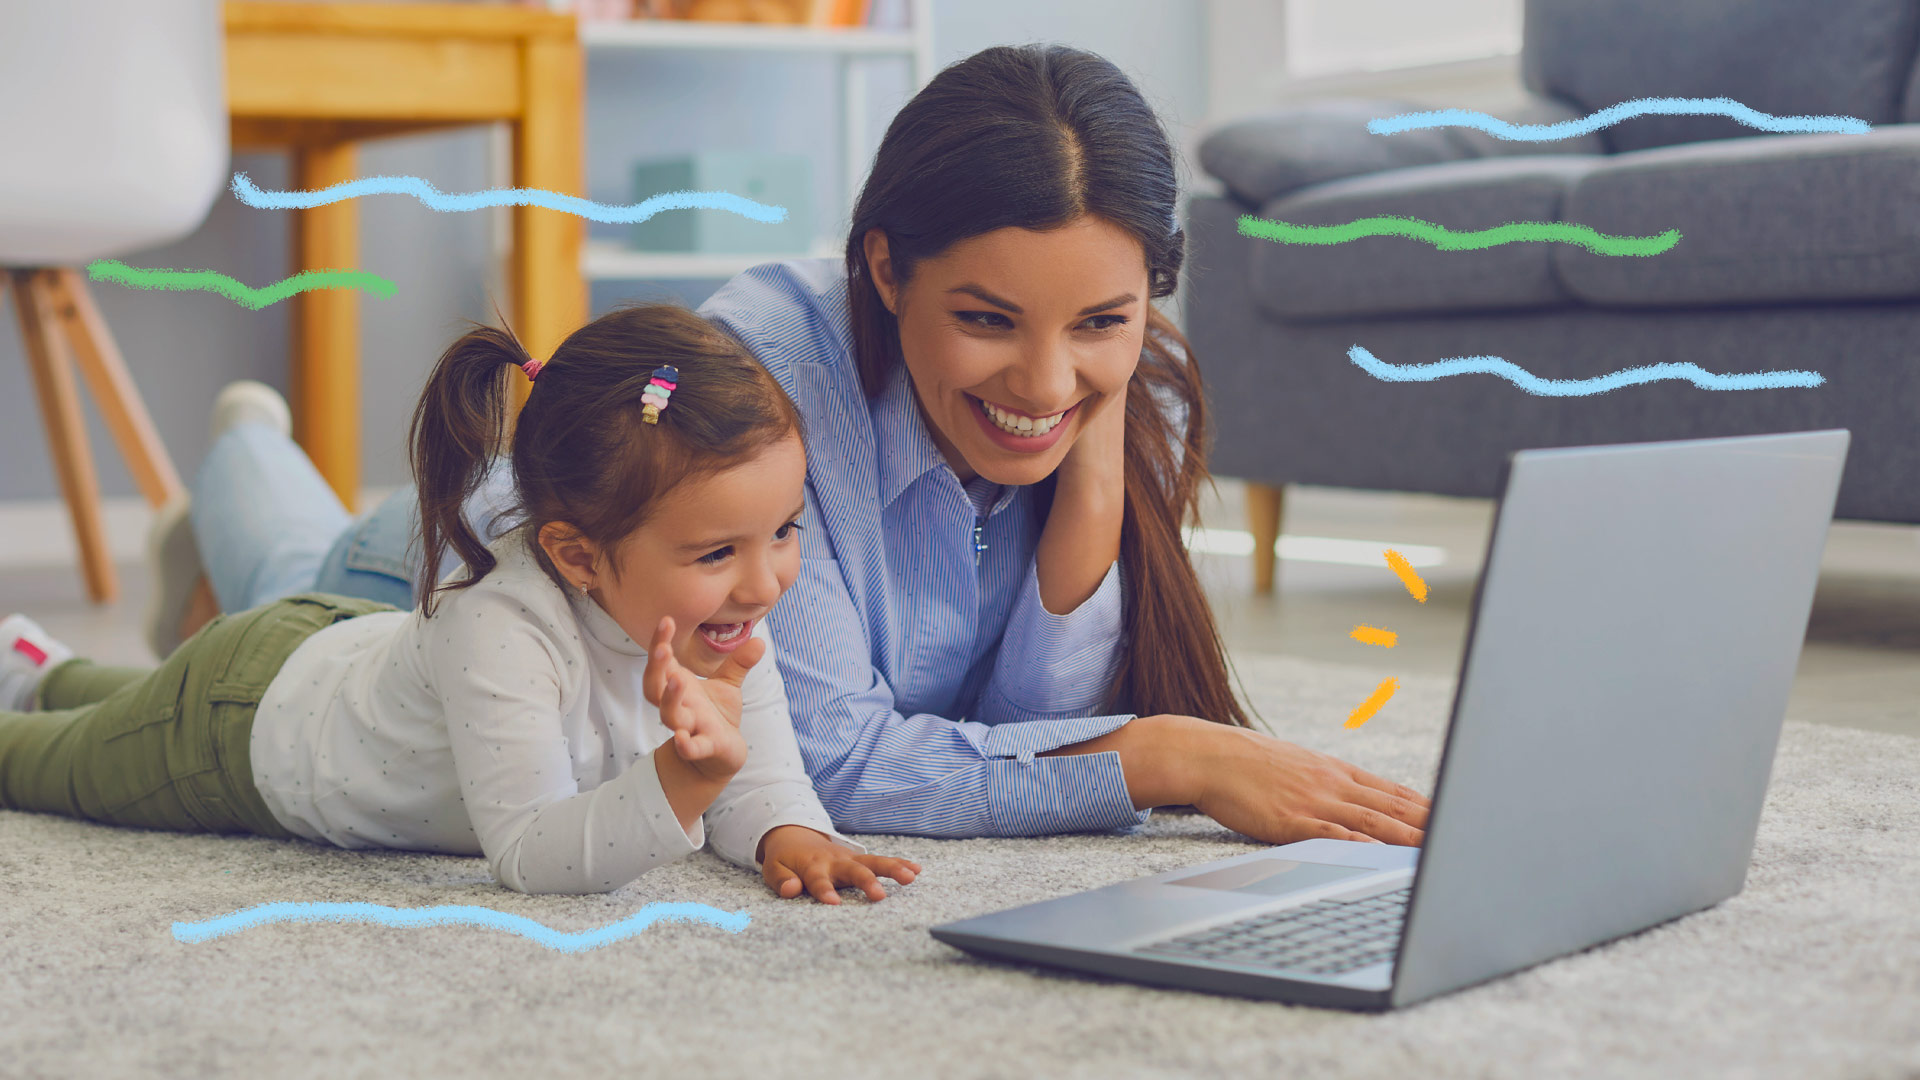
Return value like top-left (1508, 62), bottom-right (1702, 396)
top-left (1183, 722), bottom-right (1430, 847)
top-left (1042, 714), bottom-right (1430, 846)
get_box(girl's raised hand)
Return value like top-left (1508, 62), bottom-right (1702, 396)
top-left (644, 617), bottom-right (750, 780)
top-left (758, 824), bottom-right (921, 905)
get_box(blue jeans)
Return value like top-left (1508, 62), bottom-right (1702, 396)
top-left (192, 424), bottom-right (516, 613)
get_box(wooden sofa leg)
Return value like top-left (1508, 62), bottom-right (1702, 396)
top-left (1247, 481), bottom-right (1283, 595)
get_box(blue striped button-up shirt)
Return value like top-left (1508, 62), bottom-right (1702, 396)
top-left (699, 259), bottom-right (1151, 838)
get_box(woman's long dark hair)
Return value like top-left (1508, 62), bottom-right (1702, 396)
top-left (409, 304), bottom-right (801, 615)
top-left (846, 45), bottom-right (1249, 727)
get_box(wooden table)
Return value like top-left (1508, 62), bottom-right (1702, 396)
top-left (225, 2), bottom-right (585, 507)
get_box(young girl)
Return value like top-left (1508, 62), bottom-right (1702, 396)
top-left (0, 304), bottom-right (920, 901)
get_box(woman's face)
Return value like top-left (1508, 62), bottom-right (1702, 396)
top-left (865, 215), bottom-right (1150, 486)
top-left (541, 433), bottom-right (808, 678)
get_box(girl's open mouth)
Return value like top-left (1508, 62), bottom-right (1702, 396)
top-left (697, 618), bottom-right (753, 653)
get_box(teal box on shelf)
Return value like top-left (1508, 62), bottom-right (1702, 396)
top-left (631, 153), bottom-right (813, 254)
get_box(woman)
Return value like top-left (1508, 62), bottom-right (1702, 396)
top-left (155, 44), bottom-right (1429, 848)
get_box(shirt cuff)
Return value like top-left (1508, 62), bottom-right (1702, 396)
top-left (987, 559), bottom-right (1126, 719)
top-left (976, 715), bottom-right (1150, 836)
top-left (630, 753), bottom-right (707, 854)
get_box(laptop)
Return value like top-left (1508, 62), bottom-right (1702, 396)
top-left (931, 429), bottom-right (1850, 1010)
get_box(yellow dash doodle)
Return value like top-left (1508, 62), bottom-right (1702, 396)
top-left (1350, 625), bottom-right (1398, 648)
top-left (1346, 678), bottom-right (1399, 729)
top-left (1384, 549), bottom-right (1429, 603)
top-left (1343, 548), bottom-right (1430, 730)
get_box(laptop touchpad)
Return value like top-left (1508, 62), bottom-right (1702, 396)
top-left (1167, 859), bottom-right (1375, 896)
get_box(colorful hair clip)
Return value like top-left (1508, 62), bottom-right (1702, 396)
top-left (640, 364), bottom-right (679, 425)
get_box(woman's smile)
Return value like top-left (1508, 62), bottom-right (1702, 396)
top-left (966, 393), bottom-right (1080, 453)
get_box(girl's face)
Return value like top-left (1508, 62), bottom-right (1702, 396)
top-left (542, 433), bottom-right (808, 678)
top-left (864, 214), bottom-right (1150, 486)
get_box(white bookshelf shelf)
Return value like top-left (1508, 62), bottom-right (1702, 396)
top-left (572, 1), bottom-right (933, 281)
top-left (583, 239), bottom-right (840, 281)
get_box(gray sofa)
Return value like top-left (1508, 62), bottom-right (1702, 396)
top-left (1185, 0), bottom-right (1920, 589)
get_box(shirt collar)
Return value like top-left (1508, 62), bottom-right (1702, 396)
top-left (570, 589), bottom-right (647, 658)
top-left (874, 361), bottom-right (950, 511)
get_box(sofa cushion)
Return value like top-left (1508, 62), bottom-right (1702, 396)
top-left (1199, 96), bottom-right (1605, 209)
top-left (1200, 100), bottom-right (1465, 209)
top-left (1524, 0), bottom-right (1920, 155)
top-left (1248, 155), bottom-right (1599, 322)
top-left (1553, 127), bottom-right (1920, 308)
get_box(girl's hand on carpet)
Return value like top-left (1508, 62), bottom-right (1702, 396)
top-left (1189, 724), bottom-right (1431, 847)
top-left (758, 825), bottom-right (922, 905)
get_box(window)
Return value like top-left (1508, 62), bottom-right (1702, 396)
top-left (1283, 0), bottom-right (1522, 79)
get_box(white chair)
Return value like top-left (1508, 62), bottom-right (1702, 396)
top-left (0, 0), bottom-right (227, 603)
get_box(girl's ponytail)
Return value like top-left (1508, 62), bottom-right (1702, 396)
top-left (409, 326), bottom-right (531, 616)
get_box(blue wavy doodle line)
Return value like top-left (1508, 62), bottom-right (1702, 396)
top-left (172, 901), bottom-right (751, 953)
top-left (1366, 97), bottom-right (1872, 141)
top-left (1346, 346), bottom-right (1825, 396)
top-left (230, 172), bottom-right (787, 225)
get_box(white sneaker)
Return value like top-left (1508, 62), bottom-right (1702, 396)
top-left (143, 493), bottom-right (202, 660)
top-left (210, 380), bottom-right (291, 441)
top-left (1, 615), bottom-right (74, 712)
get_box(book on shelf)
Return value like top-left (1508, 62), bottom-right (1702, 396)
top-left (532, 0), bottom-right (893, 30)
top-left (807, 0), bottom-right (872, 26)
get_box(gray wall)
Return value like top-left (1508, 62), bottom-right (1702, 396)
top-left (0, 0), bottom-right (1206, 501)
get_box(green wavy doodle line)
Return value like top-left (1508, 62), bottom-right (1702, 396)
top-left (86, 259), bottom-right (397, 309)
top-left (1237, 214), bottom-right (1681, 256)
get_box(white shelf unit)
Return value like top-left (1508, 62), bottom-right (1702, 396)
top-left (581, 240), bottom-right (843, 281)
top-left (579, 3), bottom-right (935, 281)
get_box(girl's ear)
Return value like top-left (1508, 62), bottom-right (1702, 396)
top-left (537, 521), bottom-right (600, 592)
top-left (862, 228), bottom-right (899, 314)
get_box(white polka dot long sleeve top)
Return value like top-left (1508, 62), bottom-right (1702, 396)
top-left (248, 535), bottom-right (856, 894)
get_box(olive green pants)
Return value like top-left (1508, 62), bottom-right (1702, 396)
top-left (0, 594), bottom-right (393, 837)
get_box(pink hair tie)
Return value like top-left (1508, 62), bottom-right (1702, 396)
top-left (521, 357), bottom-right (546, 381)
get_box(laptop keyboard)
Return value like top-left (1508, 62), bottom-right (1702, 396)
top-left (1136, 886), bottom-right (1411, 977)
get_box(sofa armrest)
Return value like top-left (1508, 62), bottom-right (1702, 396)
top-left (1198, 93), bottom-right (1607, 208)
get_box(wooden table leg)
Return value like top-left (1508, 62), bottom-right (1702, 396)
top-left (11, 271), bottom-right (117, 604)
top-left (49, 270), bottom-right (184, 509)
top-left (1247, 480), bottom-right (1284, 596)
top-left (511, 33), bottom-right (586, 404)
top-left (293, 140), bottom-right (361, 511)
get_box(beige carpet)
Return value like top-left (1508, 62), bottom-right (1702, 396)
top-left (2, 654), bottom-right (1917, 1080)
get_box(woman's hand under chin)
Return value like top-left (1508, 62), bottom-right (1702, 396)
top-left (1052, 380), bottom-right (1128, 504)
top-left (1034, 384), bottom-right (1129, 616)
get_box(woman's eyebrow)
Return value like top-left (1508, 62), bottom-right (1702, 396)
top-left (947, 285), bottom-right (1140, 317)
